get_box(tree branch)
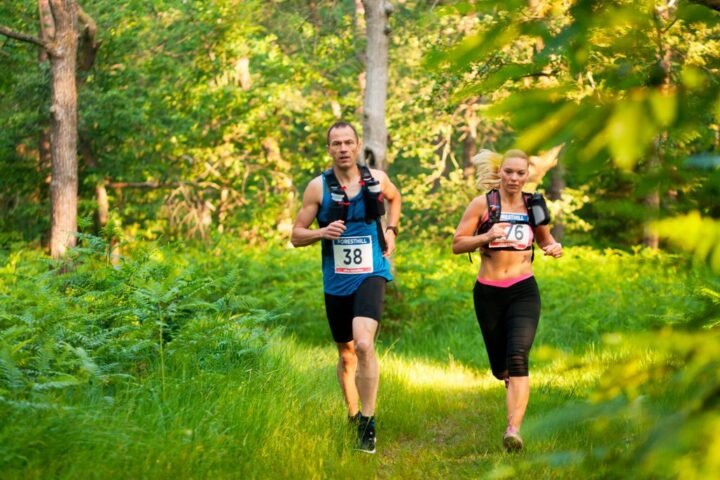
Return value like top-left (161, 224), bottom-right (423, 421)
top-left (77, 3), bottom-right (100, 73)
top-left (0, 25), bottom-right (48, 50)
top-left (77, 4), bottom-right (97, 43)
top-left (38, 0), bottom-right (56, 42)
top-left (108, 181), bottom-right (173, 189)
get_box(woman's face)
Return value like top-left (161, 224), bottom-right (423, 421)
top-left (499, 156), bottom-right (530, 194)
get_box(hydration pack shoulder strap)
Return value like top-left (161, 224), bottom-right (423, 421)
top-left (487, 189), bottom-right (502, 225)
top-left (469, 189), bottom-right (501, 263)
top-left (522, 192), bottom-right (532, 210)
top-left (522, 191), bottom-right (536, 262)
top-left (359, 164), bottom-right (374, 183)
top-left (322, 168), bottom-right (350, 224)
top-left (320, 169), bottom-right (349, 256)
top-left (358, 164), bottom-right (387, 253)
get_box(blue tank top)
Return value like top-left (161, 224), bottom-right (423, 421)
top-left (317, 176), bottom-right (393, 295)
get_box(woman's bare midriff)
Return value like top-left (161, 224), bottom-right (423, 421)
top-left (478, 249), bottom-right (533, 281)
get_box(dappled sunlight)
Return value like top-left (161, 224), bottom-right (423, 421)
top-left (383, 355), bottom-right (494, 392)
top-left (274, 331), bottom-right (656, 399)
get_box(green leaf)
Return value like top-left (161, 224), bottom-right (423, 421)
top-left (652, 212), bottom-right (720, 273)
top-left (648, 90), bottom-right (677, 128)
top-left (605, 99), bottom-right (655, 170)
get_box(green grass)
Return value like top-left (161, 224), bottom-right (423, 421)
top-left (0, 239), bottom-right (718, 479)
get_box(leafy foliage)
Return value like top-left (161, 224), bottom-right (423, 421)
top-left (1, 240), bottom-right (718, 477)
top-left (430, 0), bottom-right (720, 246)
top-left (0, 237), bottom-right (277, 410)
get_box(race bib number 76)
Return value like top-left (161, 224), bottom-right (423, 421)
top-left (488, 224), bottom-right (533, 249)
top-left (488, 213), bottom-right (534, 250)
top-left (333, 236), bottom-right (374, 274)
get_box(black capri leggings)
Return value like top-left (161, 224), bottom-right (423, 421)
top-left (473, 276), bottom-right (541, 379)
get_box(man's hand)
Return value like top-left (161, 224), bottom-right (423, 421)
top-left (383, 230), bottom-right (396, 257)
top-left (323, 220), bottom-right (346, 240)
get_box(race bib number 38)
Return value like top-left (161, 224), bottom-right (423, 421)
top-left (333, 236), bottom-right (374, 274)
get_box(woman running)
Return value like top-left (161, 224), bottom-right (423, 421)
top-left (452, 149), bottom-right (563, 452)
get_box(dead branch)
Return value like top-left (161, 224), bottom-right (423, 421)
top-left (0, 24), bottom-right (50, 51)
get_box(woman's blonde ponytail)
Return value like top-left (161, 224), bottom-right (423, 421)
top-left (472, 149), bottom-right (503, 192)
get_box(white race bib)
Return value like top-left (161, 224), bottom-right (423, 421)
top-left (488, 213), bottom-right (533, 250)
top-left (333, 236), bottom-right (374, 274)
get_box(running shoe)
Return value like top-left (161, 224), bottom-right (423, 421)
top-left (503, 425), bottom-right (523, 452)
top-left (356, 414), bottom-right (376, 454)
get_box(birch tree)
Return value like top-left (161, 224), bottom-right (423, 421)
top-left (361, 0), bottom-right (392, 171)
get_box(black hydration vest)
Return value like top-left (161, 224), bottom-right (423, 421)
top-left (469, 189), bottom-right (550, 262)
top-left (320, 165), bottom-right (387, 252)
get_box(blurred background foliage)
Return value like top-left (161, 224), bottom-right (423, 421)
top-left (2, 0), bottom-right (716, 252)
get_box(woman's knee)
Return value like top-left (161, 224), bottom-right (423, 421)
top-left (508, 351), bottom-right (529, 377)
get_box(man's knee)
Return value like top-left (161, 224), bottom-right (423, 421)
top-left (339, 348), bottom-right (357, 367)
top-left (354, 338), bottom-right (375, 358)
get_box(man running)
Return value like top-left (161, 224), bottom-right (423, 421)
top-left (291, 121), bottom-right (401, 454)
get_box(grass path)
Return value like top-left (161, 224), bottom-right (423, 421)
top-left (2, 244), bottom-right (708, 479)
top-left (260, 335), bottom-right (608, 480)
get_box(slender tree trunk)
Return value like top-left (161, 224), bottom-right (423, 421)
top-left (361, 0), bottom-right (392, 171)
top-left (48, 0), bottom-right (79, 258)
top-left (644, 1), bottom-right (675, 249)
top-left (430, 127), bottom-right (450, 192)
top-left (79, 135), bottom-right (107, 230)
top-left (463, 99), bottom-right (479, 178)
top-left (354, 0), bottom-right (366, 38)
top-left (548, 161), bottom-right (565, 241)
top-left (75, 9), bottom-right (102, 233)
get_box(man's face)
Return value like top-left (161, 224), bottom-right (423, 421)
top-left (327, 126), bottom-right (359, 169)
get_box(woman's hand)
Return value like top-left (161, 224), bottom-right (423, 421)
top-left (486, 223), bottom-right (510, 243)
top-left (542, 242), bottom-right (563, 258)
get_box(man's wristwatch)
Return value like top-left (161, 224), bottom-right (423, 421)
top-left (385, 226), bottom-right (399, 236)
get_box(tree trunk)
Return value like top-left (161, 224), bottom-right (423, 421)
top-left (48, 0), bottom-right (79, 258)
top-left (79, 134), bottom-right (108, 230)
top-left (643, 1), bottom-right (675, 249)
top-left (2, 1), bottom-right (91, 258)
top-left (361, 0), bottom-right (392, 171)
top-left (462, 99), bottom-right (479, 178)
top-left (354, 0), bottom-right (366, 38)
top-left (548, 160), bottom-right (565, 241)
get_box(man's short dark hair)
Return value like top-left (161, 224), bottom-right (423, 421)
top-left (326, 121), bottom-right (359, 145)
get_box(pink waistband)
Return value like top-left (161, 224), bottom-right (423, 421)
top-left (477, 273), bottom-right (533, 288)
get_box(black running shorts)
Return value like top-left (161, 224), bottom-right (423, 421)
top-left (324, 276), bottom-right (386, 343)
top-left (473, 276), bottom-right (541, 378)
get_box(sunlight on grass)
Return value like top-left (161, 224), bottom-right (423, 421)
top-left (383, 355), bottom-right (491, 391)
top-left (377, 343), bottom-right (625, 398)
